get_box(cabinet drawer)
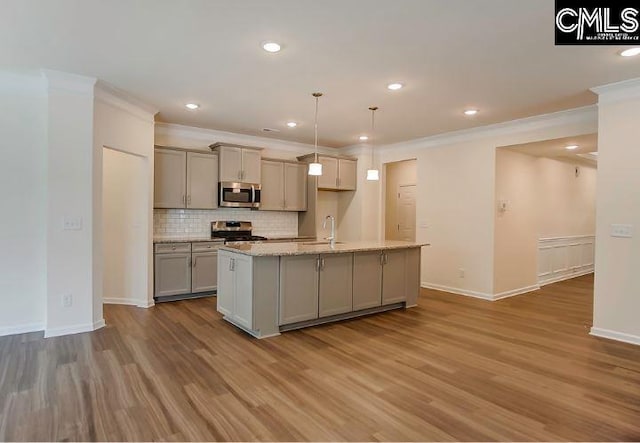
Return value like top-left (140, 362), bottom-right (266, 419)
top-left (154, 243), bottom-right (192, 254)
top-left (192, 241), bottom-right (222, 252)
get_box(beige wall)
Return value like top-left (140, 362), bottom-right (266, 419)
top-left (591, 87), bottom-right (640, 343)
top-left (377, 107), bottom-right (597, 298)
top-left (102, 149), bottom-right (148, 306)
top-left (493, 150), bottom-right (539, 295)
top-left (0, 71), bottom-right (47, 335)
top-left (493, 151), bottom-right (596, 295)
top-left (384, 159), bottom-right (416, 240)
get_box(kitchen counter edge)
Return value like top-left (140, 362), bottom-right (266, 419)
top-left (220, 241), bottom-right (429, 257)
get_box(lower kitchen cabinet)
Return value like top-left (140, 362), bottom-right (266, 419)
top-left (191, 251), bottom-right (218, 293)
top-left (382, 249), bottom-right (407, 304)
top-left (353, 251), bottom-right (383, 310)
top-left (318, 253), bottom-right (353, 317)
top-left (154, 252), bottom-right (192, 297)
top-left (217, 251), bottom-right (254, 329)
top-left (279, 255), bottom-right (319, 325)
top-left (154, 241), bottom-right (220, 300)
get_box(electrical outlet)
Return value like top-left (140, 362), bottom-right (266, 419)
top-left (611, 224), bottom-right (633, 238)
top-left (458, 268), bottom-right (465, 278)
top-left (63, 216), bottom-right (83, 231)
top-left (62, 294), bottom-right (73, 308)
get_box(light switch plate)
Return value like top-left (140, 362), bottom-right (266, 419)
top-left (63, 216), bottom-right (83, 231)
top-left (611, 224), bottom-right (633, 238)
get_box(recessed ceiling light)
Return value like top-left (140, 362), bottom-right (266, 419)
top-left (185, 103), bottom-right (199, 110)
top-left (464, 109), bottom-right (478, 116)
top-left (565, 144), bottom-right (579, 150)
top-left (359, 135), bottom-right (369, 141)
top-left (286, 121), bottom-right (297, 128)
top-left (262, 41), bottom-right (281, 53)
top-left (387, 82), bottom-right (403, 91)
top-left (619, 47), bottom-right (640, 57)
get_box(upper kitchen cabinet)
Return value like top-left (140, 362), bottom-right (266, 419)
top-left (210, 142), bottom-right (262, 184)
top-left (154, 147), bottom-right (218, 209)
top-left (260, 159), bottom-right (307, 211)
top-left (297, 154), bottom-right (357, 191)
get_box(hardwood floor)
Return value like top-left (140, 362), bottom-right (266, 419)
top-left (1, 274), bottom-right (639, 441)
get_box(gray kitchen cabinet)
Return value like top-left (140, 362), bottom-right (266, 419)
top-left (186, 152), bottom-right (218, 209)
top-left (216, 144), bottom-right (261, 183)
top-left (154, 147), bottom-right (218, 209)
top-left (353, 251), bottom-right (383, 310)
top-left (154, 148), bottom-right (186, 208)
top-left (382, 249), bottom-right (408, 304)
top-left (191, 251), bottom-right (218, 293)
top-left (284, 162), bottom-right (307, 210)
top-left (260, 160), bottom-right (284, 210)
top-left (260, 160), bottom-right (307, 211)
top-left (279, 255), bottom-right (319, 325)
top-left (318, 253), bottom-right (353, 317)
top-left (217, 250), bottom-right (254, 330)
top-left (154, 251), bottom-right (192, 297)
top-left (317, 156), bottom-right (338, 190)
top-left (337, 159), bottom-right (357, 191)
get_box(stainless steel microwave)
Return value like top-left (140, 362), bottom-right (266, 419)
top-left (219, 182), bottom-right (261, 208)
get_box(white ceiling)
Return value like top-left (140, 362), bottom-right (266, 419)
top-left (502, 133), bottom-right (598, 165)
top-left (2, 1), bottom-right (640, 147)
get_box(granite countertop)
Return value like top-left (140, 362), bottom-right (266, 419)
top-left (153, 237), bottom-right (224, 244)
top-left (220, 240), bottom-right (429, 257)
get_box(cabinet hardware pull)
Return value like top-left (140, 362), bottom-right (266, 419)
top-left (384, 253), bottom-right (388, 265)
top-left (316, 257), bottom-right (321, 271)
top-left (380, 252), bottom-right (385, 266)
top-left (187, 195), bottom-right (191, 205)
top-left (321, 258), bottom-right (325, 269)
top-left (183, 195), bottom-right (186, 205)
top-left (193, 257), bottom-right (197, 267)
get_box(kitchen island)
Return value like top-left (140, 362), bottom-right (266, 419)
top-left (217, 241), bottom-right (427, 338)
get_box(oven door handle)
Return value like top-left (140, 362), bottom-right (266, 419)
top-left (251, 184), bottom-right (256, 204)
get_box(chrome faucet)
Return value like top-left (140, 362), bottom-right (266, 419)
top-left (323, 215), bottom-right (336, 247)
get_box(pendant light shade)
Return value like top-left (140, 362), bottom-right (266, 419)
top-left (366, 106), bottom-right (379, 181)
top-left (308, 92), bottom-right (323, 176)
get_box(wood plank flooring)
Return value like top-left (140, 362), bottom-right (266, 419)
top-left (1, 274), bottom-right (640, 441)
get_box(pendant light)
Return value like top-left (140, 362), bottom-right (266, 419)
top-left (308, 92), bottom-right (323, 176)
top-left (366, 106), bottom-right (380, 181)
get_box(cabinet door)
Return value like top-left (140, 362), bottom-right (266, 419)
top-left (154, 252), bottom-right (191, 297)
top-left (241, 149), bottom-right (262, 184)
top-left (191, 251), bottom-right (218, 293)
top-left (218, 146), bottom-right (243, 182)
top-left (154, 148), bottom-right (186, 208)
top-left (284, 163), bottom-right (307, 211)
top-left (382, 249), bottom-right (407, 304)
top-left (279, 255), bottom-right (319, 325)
top-left (338, 159), bottom-right (357, 190)
top-left (233, 254), bottom-right (253, 329)
top-left (217, 251), bottom-right (234, 316)
top-left (353, 251), bottom-right (382, 310)
top-left (187, 152), bottom-right (218, 209)
top-left (317, 156), bottom-right (338, 190)
top-left (318, 253), bottom-right (353, 317)
top-left (260, 160), bottom-right (284, 210)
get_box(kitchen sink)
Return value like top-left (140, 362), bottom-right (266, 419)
top-left (302, 241), bottom-right (345, 246)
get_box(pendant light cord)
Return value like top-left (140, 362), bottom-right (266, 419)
top-left (313, 92), bottom-right (323, 163)
top-left (369, 106), bottom-right (378, 169)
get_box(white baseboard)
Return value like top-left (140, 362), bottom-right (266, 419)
top-left (44, 318), bottom-right (105, 338)
top-left (493, 284), bottom-right (540, 301)
top-left (421, 282), bottom-right (493, 300)
top-left (590, 327), bottom-right (640, 346)
top-left (103, 297), bottom-right (154, 309)
top-left (539, 268), bottom-right (594, 286)
top-left (0, 322), bottom-right (44, 337)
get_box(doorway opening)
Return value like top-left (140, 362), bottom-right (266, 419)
top-left (384, 159), bottom-right (416, 241)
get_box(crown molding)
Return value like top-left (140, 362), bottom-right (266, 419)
top-left (155, 122), bottom-right (335, 155)
top-left (378, 105), bottom-right (597, 154)
top-left (41, 69), bottom-right (96, 95)
top-left (591, 77), bottom-right (640, 105)
top-left (95, 80), bottom-right (158, 123)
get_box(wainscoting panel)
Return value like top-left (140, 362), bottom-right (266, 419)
top-left (538, 235), bottom-right (595, 285)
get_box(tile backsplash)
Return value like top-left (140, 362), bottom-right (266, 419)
top-left (153, 209), bottom-right (298, 239)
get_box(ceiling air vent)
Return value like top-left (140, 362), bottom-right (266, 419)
top-left (261, 127), bottom-right (280, 133)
